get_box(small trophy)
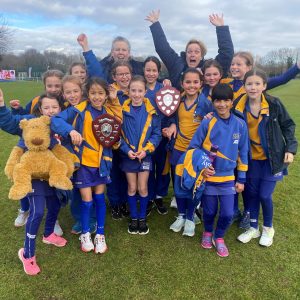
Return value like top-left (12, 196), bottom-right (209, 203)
top-left (92, 113), bottom-right (121, 148)
top-left (155, 86), bottom-right (180, 116)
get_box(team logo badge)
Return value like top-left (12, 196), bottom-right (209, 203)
top-left (155, 86), bottom-right (180, 116)
top-left (92, 113), bottom-right (121, 148)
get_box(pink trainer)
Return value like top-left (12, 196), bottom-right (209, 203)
top-left (201, 232), bottom-right (213, 249)
top-left (213, 238), bottom-right (229, 257)
top-left (42, 233), bottom-right (67, 247)
top-left (18, 248), bottom-right (41, 276)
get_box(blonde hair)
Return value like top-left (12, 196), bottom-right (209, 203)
top-left (62, 75), bottom-right (82, 91)
top-left (233, 51), bottom-right (254, 67)
top-left (185, 39), bottom-right (207, 57)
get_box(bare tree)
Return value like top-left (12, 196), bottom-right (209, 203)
top-left (0, 15), bottom-right (14, 57)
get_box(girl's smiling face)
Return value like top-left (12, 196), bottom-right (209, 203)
top-left (45, 76), bottom-right (62, 97)
top-left (144, 61), bottom-right (159, 85)
top-left (204, 66), bottom-right (222, 88)
top-left (88, 84), bottom-right (107, 110)
top-left (181, 72), bottom-right (202, 98)
top-left (71, 65), bottom-right (87, 84)
top-left (63, 81), bottom-right (82, 106)
top-left (244, 75), bottom-right (266, 101)
top-left (39, 97), bottom-right (61, 117)
top-left (129, 80), bottom-right (146, 106)
top-left (230, 56), bottom-right (252, 80)
top-left (113, 66), bottom-right (132, 90)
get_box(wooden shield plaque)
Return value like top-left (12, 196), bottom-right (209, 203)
top-left (92, 113), bottom-right (121, 148)
top-left (155, 86), bottom-right (180, 116)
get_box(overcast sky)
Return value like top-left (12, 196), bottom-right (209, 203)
top-left (1, 0), bottom-right (300, 60)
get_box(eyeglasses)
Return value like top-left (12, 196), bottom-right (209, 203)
top-left (115, 73), bottom-right (131, 77)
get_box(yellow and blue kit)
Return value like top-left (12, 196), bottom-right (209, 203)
top-left (106, 82), bottom-right (130, 210)
top-left (119, 97), bottom-right (161, 172)
top-left (233, 93), bottom-right (298, 229)
top-left (220, 64), bottom-right (300, 102)
top-left (174, 148), bottom-right (211, 205)
top-left (146, 81), bottom-right (173, 200)
top-left (51, 99), bottom-right (122, 181)
top-left (170, 93), bottom-right (203, 166)
top-left (188, 113), bottom-right (248, 184)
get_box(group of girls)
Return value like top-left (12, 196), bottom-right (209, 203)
top-left (0, 9), bottom-right (298, 276)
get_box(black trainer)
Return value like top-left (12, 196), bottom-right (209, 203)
top-left (154, 198), bottom-right (168, 215)
top-left (128, 219), bottom-right (139, 234)
top-left (120, 203), bottom-right (130, 217)
top-left (139, 219), bottom-right (149, 235)
top-left (111, 206), bottom-right (122, 220)
top-left (146, 200), bottom-right (154, 217)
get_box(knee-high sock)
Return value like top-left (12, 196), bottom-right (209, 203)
top-left (81, 201), bottom-right (93, 234)
top-left (139, 195), bottom-right (149, 219)
top-left (93, 193), bottom-right (106, 235)
top-left (127, 195), bottom-right (138, 219)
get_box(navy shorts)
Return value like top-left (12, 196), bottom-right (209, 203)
top-left (120, 155), bottom-right (152, 173)
top-left (73, 165), bottom-right (111, 188)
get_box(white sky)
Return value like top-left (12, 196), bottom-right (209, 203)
top-left (1, 0), bottom-right (299, 60)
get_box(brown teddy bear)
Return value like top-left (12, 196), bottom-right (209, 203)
top-left (4, 116), bottom-right (74, 200)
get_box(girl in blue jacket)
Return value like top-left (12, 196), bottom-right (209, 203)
top-left (0, 90), bottom-right (68, 276)
top-left (51, 77), bottom-right (123, 254)
top-left (235, 69), bottom-right (297, 247)
top-left (143, 56), bottom-right (172, 216)
top-left (189, 83), bottom-right (248, 257)
top-left (120, 75), bottom-right (161, 235)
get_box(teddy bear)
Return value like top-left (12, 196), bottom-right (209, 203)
top-left (4, 116), bottom-right (74, 200)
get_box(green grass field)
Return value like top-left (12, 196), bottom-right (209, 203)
top-left (0, 80), bottom-right (299, 299)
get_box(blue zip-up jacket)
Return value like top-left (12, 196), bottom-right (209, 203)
top-left (149, 21), bottom-right (234, 90)
top-left (0, 105), bottom-right (34, 136)
top-left (120, 98), bottom-right (161, 155)
top-left (174, 148), bottom-right (211, 203)
top-left (188, 113), bottom-right (248, 183)
top-left (83, 50), bottom-right (144, 83)
top-left (51, 100), bottom-right (122, 177)
top-left (233, 93), bottom-right (297, 174)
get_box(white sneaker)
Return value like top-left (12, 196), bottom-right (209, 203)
top-left (79, 232), bottom-right (94, 252)
top-left (170, 215), bottom-right (185, 232)
top-left (94, 234), bottom-right (108, 254)
top-left (14, 209), bottom-right (29, 227)
top-left (194, 213), bottom-right (201, 225)
top-left (54, 220), bottom-right (63, 237)
top-left (182, 219), bottom-right (195, 237)
top-left (237, 227), bottom-right (261, 243)
top-left (170, 196), bottom-right (177, 208)
top-left (259, 226), bottom-right (275, 247)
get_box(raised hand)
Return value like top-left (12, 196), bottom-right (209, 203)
top-left (77, 33), bottom-right (90, 52)
top-left (145, 10), bottom-right (160, 24)
top-left (108, 85), bottom-right (118, 100)
top-left (10, 99), bottom-right (21, 109)
top-left (209, 14), bottom-right (224, 26)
